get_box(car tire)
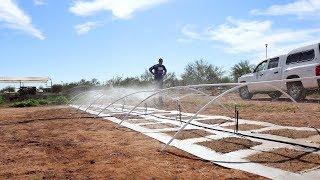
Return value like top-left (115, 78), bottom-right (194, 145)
top-left (287, 82), bottom-right (306, 101)
top-left (239, 86), bottom-right (253, 100)
top-left (268, 91), bottom-right (282, 100)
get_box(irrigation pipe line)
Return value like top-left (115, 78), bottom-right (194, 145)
top-left (117, 83), bottom-right (244, 126)
top-left (99, 106), bottom-right (320, 151)
top-left (119, 75), bottom-right (317, 126)
top-left (70, 75), bottom-right (319, 107)
top-left (179, 118), bottom-right (320, 151)
top-left (72, 76), bottom-right (319, 141)
top-left (161, 81), bottom-right (302, 151)
top-left (117, 108), bottom-right (320, 150)
top-left (79, 98), bottom-right (320, 151)
top-left (120, 75), bottom-right (320, 127)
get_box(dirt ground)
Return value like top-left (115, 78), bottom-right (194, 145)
top-left (165, 129), bottom-right (213, 140)
top-left (0, 106), bottom-right (264, 179)
top-left (261, 129), bottom-right (318, 139)
top-left (197, 137), bottom-right (262, 154)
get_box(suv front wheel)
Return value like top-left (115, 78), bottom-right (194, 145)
top-left (239, 86), bottom-right (253, 100)
top-left (287, 82), bottom-right (306, 101)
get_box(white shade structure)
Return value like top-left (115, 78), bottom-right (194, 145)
top-left (0, 77), bottom-right (50, 83)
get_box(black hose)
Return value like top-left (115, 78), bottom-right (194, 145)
top-left (130, 111), bottom-right (320, 151)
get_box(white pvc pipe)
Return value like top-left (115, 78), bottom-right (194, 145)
top-left (84, 93), bottom-right (106, 112)
top-left (76, 91), bottom-right (103, 110)
top-left (161, 81), bottom-right (299, 151)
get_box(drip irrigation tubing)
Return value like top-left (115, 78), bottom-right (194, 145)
top-left (77, 105), bottom-right (320, 152)
top-left (111, 108), bottom-right (320, 151)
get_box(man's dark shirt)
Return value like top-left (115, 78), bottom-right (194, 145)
top-left (149, 64), bottom-right (167, 80)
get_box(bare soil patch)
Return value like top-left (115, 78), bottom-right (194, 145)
top-left (197, 119), bottom-right (232, 125)
top-left (198, 137), bottom-right (262, 154)
top-left (247, 148), bottom-right (320, 173)
top-left (165, 129), bottom-right (214, 140)
top-left (140, 123), bottom-right (179, 129)
top-left (261, 129), bottom-right (319, 139)
top-left (224, 124), bottom-right (266, 131)
top-left (0, 106), bottom-right (264, 179)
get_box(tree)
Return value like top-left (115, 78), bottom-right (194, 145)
top-left (106, 76), bottom-right (141, 87)
top-left (220, 76), bottom-right (232, 83)
top-left (90, 78), bottom-right (100, 86)
top-left (164, 72), bottom-right (179, 87)
top-left (106, 76), bottom-right (123, 87)
top-left (231, 60), bottom-right (255, 82)
top-left (140, 69), bottom-right (154, 85)
top-left (181, 59), bottom-right (224, 85)
top-left (51, 84), bottom-right (63, 94)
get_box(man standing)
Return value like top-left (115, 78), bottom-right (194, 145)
top-left (149, 58), bottom-right (167, 106)
top-left (149, 58), bottom-right (167, 89)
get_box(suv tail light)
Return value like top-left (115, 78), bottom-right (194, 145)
top-left (316, 65), bottom-right (320, 76)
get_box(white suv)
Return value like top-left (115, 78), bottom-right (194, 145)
top-left (238, 43), bottom-right (320, 101)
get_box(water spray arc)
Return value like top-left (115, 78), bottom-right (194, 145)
top-left (161, 82), bottom-right (298, 151)
top-left (118, 83), bottom-right (240, 126)
top-left (75, 91), bottom-right (104, 111)
top-left (68, 76), bottom-right (320, 179)
top-left (70, 76), bottom-right (320, 151)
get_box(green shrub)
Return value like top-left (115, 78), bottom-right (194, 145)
top-left (51, 96), bottom-right (68, 105)
top-left (0, 95), bottom-right (4, 104)
top-left (37, 99), bottom-right (49, 105)
top-left (10, 96), bottom-right (68, 108)
top-left (11, 99), bottom-right (40, 108)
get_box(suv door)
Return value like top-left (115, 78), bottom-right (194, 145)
top-left (261, 57), bottom-right (282, 91)
top-left (248, 60), bottom-right (268, 92)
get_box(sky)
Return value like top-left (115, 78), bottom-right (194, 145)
top-left (1, 0), bottom-right (320, 85)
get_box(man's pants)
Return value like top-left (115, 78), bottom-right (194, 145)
top-left (155, 79), bottom-right (164, 107)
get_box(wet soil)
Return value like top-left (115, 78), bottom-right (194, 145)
top-left (247, 148), bottom-right (320, 173)
top-left (261, 129), bottom-right (319, 139)
top-left (165, 129), bottom-right (214, 140)
top-left (197, 137), bottom-right (262, 154)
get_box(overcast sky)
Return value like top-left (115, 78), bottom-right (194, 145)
top-left (1, 0), bottom-right (320, 85)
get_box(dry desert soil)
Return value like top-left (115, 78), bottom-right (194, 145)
top-left (0, 106), bottom-right (264, 179)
